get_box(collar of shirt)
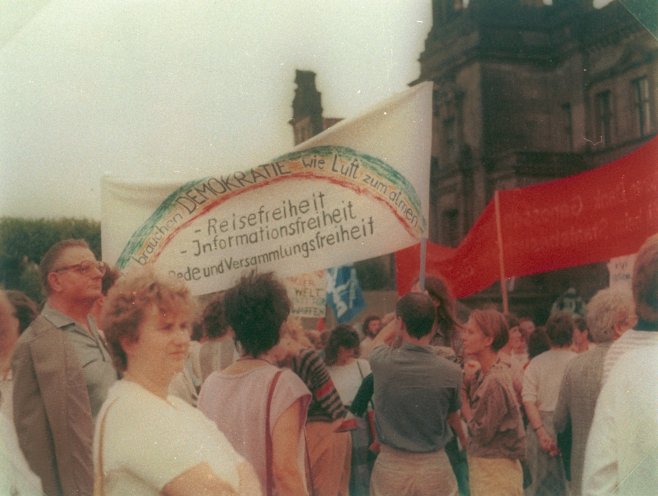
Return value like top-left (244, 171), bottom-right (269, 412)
top-left (41, 303), bottom-right (97, 337)
top-left (399, 341), bottom-right (435, 354)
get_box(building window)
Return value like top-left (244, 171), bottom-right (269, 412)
top-left (595, 90), bottom-right (613, 145)
top-left (441, 208), bottom-right (459, 247)
top-left (632, 77), bottom-right (651, 137)
top-left (561, 103), bottom-right (573, 151)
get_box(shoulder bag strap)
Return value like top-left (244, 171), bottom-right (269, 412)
top-left (94, 398), bottom-right (118, 496)
top-left (265, 370), bottom-right (283, 496)
top-left (356, 359), bottom-right (364, 380)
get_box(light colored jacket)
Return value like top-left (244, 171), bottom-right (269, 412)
top-left (12, 314), bottom-right (94, 496)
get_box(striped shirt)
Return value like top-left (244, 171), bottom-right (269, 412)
top-left (602, 328), bottom-right (658, 384)
top-left (290, 349), bottom-right (348, 422)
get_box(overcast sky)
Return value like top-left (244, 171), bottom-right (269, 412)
top-left (0, 0), bottom-right (435, 219)
top-left (0, 0), bottom-right (614, 220)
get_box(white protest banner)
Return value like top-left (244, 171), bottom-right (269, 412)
top-left (101, 82), bottom-right (432, 295)
top-left (283, 270), bottom-right (327, 319)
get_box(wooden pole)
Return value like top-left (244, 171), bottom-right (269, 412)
top-left (494, 191), bottom-right (509, 314)
top-left (419, 237), bottom-right (427, 291)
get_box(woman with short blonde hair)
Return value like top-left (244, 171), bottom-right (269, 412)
top-left (461, 309), bottom-right (526, 496)
top-left (97, 266), bottom-right (259, 496)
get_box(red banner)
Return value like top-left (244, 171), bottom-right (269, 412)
top-left (396, 203), bottom-right (498, 297)
top-left (396, 136), bottom-right (658, 297)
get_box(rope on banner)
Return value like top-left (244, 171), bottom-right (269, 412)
top-left (494, 191), bottom-right (509, 314)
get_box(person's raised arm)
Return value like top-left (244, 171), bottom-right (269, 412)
top-left (370, 312), bottom-right (398, 350)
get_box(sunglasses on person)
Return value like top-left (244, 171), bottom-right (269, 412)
top-left (52, 260), bottom-right (107, 276)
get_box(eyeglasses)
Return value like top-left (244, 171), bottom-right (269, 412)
top-left (53, 260), bottom-right (107, 276)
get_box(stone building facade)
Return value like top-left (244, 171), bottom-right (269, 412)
top-left (415, 0), bottom-right (657, 317)
top-left (291, 1), bottom-right (657, 320)
top-left (419, 0), bottom-right (656, 247)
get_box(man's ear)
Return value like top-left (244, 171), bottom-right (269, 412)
top-left (119, 335), bottom-right (137, 357)
top-left (47, 271), bottom-right (64, 294)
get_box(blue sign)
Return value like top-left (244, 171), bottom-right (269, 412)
top-left (326, 265), bottom-right (365, 323)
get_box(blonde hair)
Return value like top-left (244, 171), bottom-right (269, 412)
top-left (587, 288), bottom-right (635, 343)
top-left (468, 309), bottom-right (509, 352)
top-left (101, 265), bottom-right (195, 371)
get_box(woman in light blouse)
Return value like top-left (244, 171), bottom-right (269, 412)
top-left (461, 309), bottom-right (526, 496)
top-left (97, 266), bottom-right (260, 496)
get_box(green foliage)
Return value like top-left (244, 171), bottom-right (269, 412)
top-left (17, 263), bottom-right (42, 303)
top-left (0, 217), bottom-right (101, 301)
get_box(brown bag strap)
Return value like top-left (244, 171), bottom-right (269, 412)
top-left (94, 398), bottom-right (118, 496)
top-left (265, 370), bottom-right (283, 496)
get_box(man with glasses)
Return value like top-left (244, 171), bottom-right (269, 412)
top-left (12, 239), bottom-right (118, 496)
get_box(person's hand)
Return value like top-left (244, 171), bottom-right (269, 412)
top-left (463, 359), bottom-right (480, 383)
top-left (381, 312), bottom-right (396, 325)
top-left (537, 427), bottom-right (559, 457)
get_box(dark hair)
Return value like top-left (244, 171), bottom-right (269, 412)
top-left (101, 265), bottom-right (121, 296)
top-left (423, 275), bottom-right (460, 341)
top-left (6, 290), bottom-right (38, 334)
top-left (632, 233), bottom-right (658, 323)
top-left (469, 309), bottom-right (509, 352)
top-left (545, 311), bottom-right (573, 347)
top-left (202, 293), bottom-right (230, 339)
top-left (102, 266), bottom-right (195, 372)
top-left (224, 272), bottom-right (290, 358)
top-left (324, 324), bottom-right (361, 365)
top-left (527, 326), bottom-right (550, 359)
top-left (362, 315), bottom-right (381, 338)
top-left (573, 315), bottom-right (593, 342)
top-left (396, 292), bottom-right (436, 339)
top-left (39, 239), bottom-right (90, 295)
top-left (191, 321), bottom-right (204, 342)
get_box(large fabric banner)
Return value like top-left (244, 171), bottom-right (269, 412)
top-left (396, 205), bottom-right (497, 297)
top-left (102, 82), bottom-right (432, 295)
top-left (396, 135), bottom-right (658, 297)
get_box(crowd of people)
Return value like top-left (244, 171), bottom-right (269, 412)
top-left (0, 233), bottom-right (657, 495)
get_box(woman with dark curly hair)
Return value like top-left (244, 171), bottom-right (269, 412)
top-left (358, 315), bottom-right (382, 358)
top-left (325, 324), bottom-right (372, 495)
top-left (199, 271), bottom-right (311, 495)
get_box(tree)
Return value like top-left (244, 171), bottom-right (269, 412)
top-left (0, 217), bottom-right (101, 303)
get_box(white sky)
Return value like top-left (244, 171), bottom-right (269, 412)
top-left (0, 0), bottom-right (433, 219)
top-left (0, 0), bottom-right (613, 220)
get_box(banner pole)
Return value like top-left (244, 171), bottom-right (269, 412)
top-left (494, 191), bottom-right (509, 314)
top-left (419, 237), bottom-right (427, 291)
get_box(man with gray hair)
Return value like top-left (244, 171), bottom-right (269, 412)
top-left (583, 233), bottom-right (658, 495)
top-left (553, 287), bottom-right (635, 495)
top-left (12, 239), bottom-right (117, 496)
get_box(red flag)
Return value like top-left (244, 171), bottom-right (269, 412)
top-left (500, 136), bottom-right (658, 276)
top-left (396, 136), bottom-right (658, 298)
